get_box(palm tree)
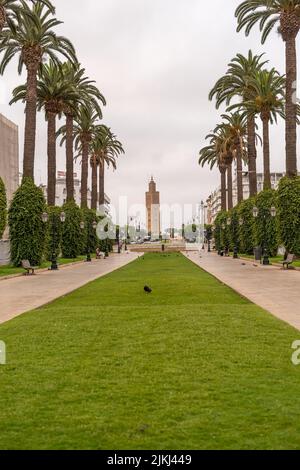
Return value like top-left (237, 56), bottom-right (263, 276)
top-left (10, 60), bottom-right (79, 205)
top-left (73, 105), bottom-right (100, 208)
top-left (0, 1), bottom-right (76, 180)
top-left (0, 0), bottom-right (54, 32)
top-left (90, 126), bottom-right (124, 211)
top-left (89, 152), bottom-right (99, 210)
top-left (59, 62), bottom-right (106, 202)
top-left (219, 112), bottom-right (248, 203)
top-left (236, 0), bottom-right (300, 178)
top-left (234, 68), bottom-right (285, 189)
top-left (209, 51), bottom-right (267, 197)
top-left (199, 128), bottom-right (233, 211)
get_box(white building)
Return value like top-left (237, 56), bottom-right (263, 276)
top-left (232, 172), bottom-right (284, 206)
top-left (0, 114), bottom-right (19, 262)
top-left (0, 114), bottom-right (19, 205)
top-left (41, 172), bottom-right (111, 215)
top-left (207, 172), bottom-right (286, 223)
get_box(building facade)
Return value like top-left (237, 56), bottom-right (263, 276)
top-left (41, 172), bottom-right (111, 215)
top-left (207, 172), bottom-right (285, 223)
top-left (232, 172), bottom-right (284, 207)
top-left (146, 177), bottom-right (161, 239)
top-left (0, 114), bottom-right (19, 261)
top-left (0, 114), bottom-right (19, 204)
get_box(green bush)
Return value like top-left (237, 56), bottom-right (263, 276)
top-left (0, 177), bottom-right (7, 239)
top-left (45, 207), bottom-right (64, 261)
top-left (8, 178), bottom-right (47, 266)
top-left (237, 198), bottom-right (255, 255)
top-left (61, 201), bottom-right (83, 258)
top-left (253, 189), bottom-right (279, 257)
top-left (278, 176), bottom-right (300, 255)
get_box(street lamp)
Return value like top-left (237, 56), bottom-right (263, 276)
top-left (49, 211), bottom-right (66, 271)
top-left (80, 220), bottom-right (91, 263)
top-left (252, 205), bottom-right (277, 265)
top-left (42, 212), bottom-right (48, 224)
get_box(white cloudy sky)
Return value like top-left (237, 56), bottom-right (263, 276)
top-left (1, 0), bottom-right (299, 226)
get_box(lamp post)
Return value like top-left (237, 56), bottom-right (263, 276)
top-left (81, 219), bottom-right (97, 263)
top-left (42, 212), bottom-right (48, 224)
top-left (252, 205), bottom-right (277, 265)
top-left (49, 211), bottom-right (66, 271)
top-left (220, 222), bottom-right (226, 255)
top-left (116, 226), bottom-right (121, 254)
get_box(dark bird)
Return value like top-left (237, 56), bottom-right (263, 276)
top-left (144, 286), bottom-right (152, 294)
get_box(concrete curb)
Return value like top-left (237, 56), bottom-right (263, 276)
top-left (0, 256), bottom-right (103, 282)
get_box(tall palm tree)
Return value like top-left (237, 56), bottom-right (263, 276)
top-left (219, 112), bottom-right (248, 203)
top-left (236, 0), bottom-right (300, 178)
top-left (10, 60), bottom-right (79, 205)
top-left (59, 62), bottom-right (106, 202)
top-left (72, 105), bottom-right (100, 208)
top-left (89, 152), bottom-right (99, 210)
top-left (0, 0), bottom-right (54, 32)
top-left (90, 126), bottom-right (124, 211)
top-left (0, 1), bottom-right (76, 180)
top-left (199, 128), bottom-right (233, 211)
top-left (234, 68), bottom-right (285, 189)
top-left (209, 51), bottom-right (267, 197)
top-left (98, 132), bottom-right (124, 208)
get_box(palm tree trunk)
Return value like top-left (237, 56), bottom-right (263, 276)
top-left (99, 160), bottom-right (105, 206)
top-left (247, 115), bottom-right (257, 197)
top-left (285, 36), bottom-right (298, 177)
top-left (47, 112), bottom-right (56, 206)
top-left (81, 139), bottom-right (89, 209)
top-left (227, 164), bottom-right (233, 210)
top-left (220, 167), bottom-right (227, 211)
top-left (236, 146), bottom-right (243, 203)
top-left (262, 116), bottom-right (271, 190)
top-left (65, 114), bottom-right (74, 202)
top-left (23, 66), bottom-right (38, 180)
top-left (0, 6), bottom-right (6, 32)
top-left (91, 162), bottom-right (98, 210)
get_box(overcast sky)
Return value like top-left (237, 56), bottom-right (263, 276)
top-left (1, 0), bottom-right (299, 226)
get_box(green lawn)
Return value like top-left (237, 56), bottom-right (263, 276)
top-left (0, 253), bottom-right (300, 450)
top-left (0, 256), bottom-right (91, 277)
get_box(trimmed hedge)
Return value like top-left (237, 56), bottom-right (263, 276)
top-left (278, 177), bottom-right (300, 255)
top-left (0, 177), bottom-right (7, 239)
top-left (61, 201), bottom-right (83, 258)
top-left (253, 189), bottom-right (279, 257)
top-left (9, 178), bottom-right (47, 266)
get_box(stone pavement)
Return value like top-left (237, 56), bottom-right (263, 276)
top-left (184, 251), bottom-right (300, 332)
top-left (0, 252), bottom-right (140, 324)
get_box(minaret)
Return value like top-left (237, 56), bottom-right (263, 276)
top-left (146, 177), bottom-right (161, 239)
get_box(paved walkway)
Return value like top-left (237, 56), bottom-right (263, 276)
top-left (0, 253), bottom-right (139, 324)
top-left (184, 251), bottom-right (300, 332)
